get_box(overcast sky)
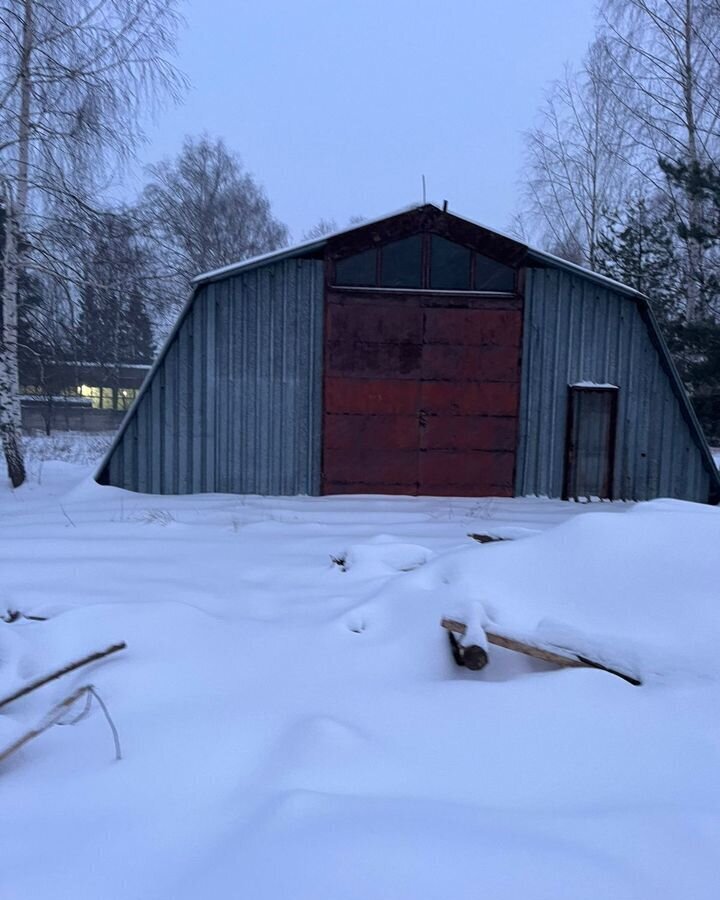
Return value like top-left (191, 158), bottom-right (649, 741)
top-left (141, 0), bottom-right (597, 242)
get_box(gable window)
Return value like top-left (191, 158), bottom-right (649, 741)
top-left (333, 233), bottom-right (516, 293)
top-left (380, 235), bottom-right (423, 288)
top-left (334, 247), bottom-right (376, 287)
top-left (474, 253), bottom-right (515, 292)
top-left (430, 235), bottom-right (472, 290)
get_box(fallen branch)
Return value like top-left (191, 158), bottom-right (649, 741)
top-left (0, 683), bottom-right (122, 764)
top-left (441, 619), bottom-right (640, 686)
top-left (467, 533), bottom-right (510, 544)
top-left (2, 610), bottom-right (48, 623)
top-left (0, 642), bottom-right (127, 711)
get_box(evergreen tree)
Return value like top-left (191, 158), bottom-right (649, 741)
top-left (656, 160), bottom-right (720, 442)
top-left (659, 158), bottom-right (720, 318)
top-left (596, 196), bottom-right (682, 326)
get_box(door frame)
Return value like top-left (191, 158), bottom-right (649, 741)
top-left (562, 385), bottom-right (619, 501)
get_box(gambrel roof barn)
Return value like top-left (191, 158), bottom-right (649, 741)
top-left (96, 205), bottom-right (720, 503)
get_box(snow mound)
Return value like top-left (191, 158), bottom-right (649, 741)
top-left (336, 538), bottom-right (435, 575)
top-left (409, 498), bottom-right (720, 683)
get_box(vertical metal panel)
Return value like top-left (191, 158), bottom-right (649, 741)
top-left (517, 267), bottom-right (712, 502)
top-left (101, 258), bottom-right (324, 495)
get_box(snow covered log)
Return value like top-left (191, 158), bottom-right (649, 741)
top-left (443, 619), bottom-right (489, 671)
top-left (440, 619), bottom-right (641, 686)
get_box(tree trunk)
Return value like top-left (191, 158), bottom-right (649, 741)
top-left (0, 0), bottom-right (33, 487)
top-left (0, 194), bottom-right (26, 488)
top-left (683, 0), bottom-right (703, 322)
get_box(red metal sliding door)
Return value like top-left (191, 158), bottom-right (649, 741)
top-left (322, 290), bottom-right (522, 496)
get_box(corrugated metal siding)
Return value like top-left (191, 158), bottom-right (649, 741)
top-left (516, 267), bottom-right (712, 502)
top-left (105, 258), bottom-right (324, 495)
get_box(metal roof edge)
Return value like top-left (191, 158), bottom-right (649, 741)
top-left (192, 203), bottom-right (647, 303)
top-left (526, 247), bottom-right (646, 299)
top-left (192, 239), bottom-right (327, 285)
top-left (192, 202), bottom-right (437, 286)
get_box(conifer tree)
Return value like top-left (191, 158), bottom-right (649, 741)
top-left (596, 196), bottom-right (682, 325)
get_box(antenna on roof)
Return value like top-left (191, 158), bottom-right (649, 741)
top-left (421, 175), bottom-right (427, 204)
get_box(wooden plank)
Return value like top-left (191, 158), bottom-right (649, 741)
top-left (440, 618), bottom-right (641, 685)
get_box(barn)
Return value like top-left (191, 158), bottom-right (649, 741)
top-left (96, 204), bottom-right (720, 503)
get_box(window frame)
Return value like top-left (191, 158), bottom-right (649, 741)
top-left (330, 231), bottom-right (517, 294)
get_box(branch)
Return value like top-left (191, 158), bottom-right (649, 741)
top-left (0, 642), bottom-right (127, 710)
top-left (0, 685), bottom-right (88, 763)
top-left (0, 682), bottom-right (122, 764)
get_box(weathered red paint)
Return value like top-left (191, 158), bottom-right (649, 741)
top-left (326, 340), bottom-right (422, 379)
top-left (322, 289), bottom-right (522, 497)
top-left (421, 344), bottom-right (519, 382)
top-left (422, 308), bottom-right (521, 346)
top-left (324, 413), bottom-right (418, 450)
top-left (325, 377), bottom-right (420, 414)
top-left (421, 415), bottom-right (517, 451)
top-left (324, 447), bottom-right (418, 486)
top-left (327, 304), bottom-right (423, 344)
top-left (420, 382), bottom-right (519, 417)
top-left (419, 450), bottom-right (515, 489)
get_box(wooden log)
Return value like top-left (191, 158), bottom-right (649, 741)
top-left (440, 618), bottom-right (640, 686)
top-left (443, 620), bottom-right (488, 671)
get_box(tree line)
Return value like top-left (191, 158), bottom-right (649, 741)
top-left (15, 133), bottom-right (289, 407)
top-left (518, 0), bottom-right (720, 442)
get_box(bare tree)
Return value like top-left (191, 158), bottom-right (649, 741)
top-left (0, 0), bottom-right (183, 486)
top-left (139, 135), bottom-right (288, 326)
top-left (302, 218), bottom-right (339, 241)
top-left (302, 214), bottom-right (365, 242)
top-left (521, 38), bottom-right (634, 267)
top-left (77, 208), bottom-right (155, 372)
top-left (600, 0), bottom-right (720, 318)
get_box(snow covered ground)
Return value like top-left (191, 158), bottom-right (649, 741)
top-left (2, 438), bottom-right (720, 899)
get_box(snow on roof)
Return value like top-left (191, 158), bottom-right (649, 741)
top-left (192, 202), bottom-right (646, 301)
top-left (191, 203), bottom-right (426, 285)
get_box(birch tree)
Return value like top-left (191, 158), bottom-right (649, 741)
top-left (600, 0), bottom-right (720, 319)
top-left (139, 135), bottom-right (288, 329)
top-left (0, 0), bottom-right (183, 486)
top-left (521, 38), bottom-right (634, 267)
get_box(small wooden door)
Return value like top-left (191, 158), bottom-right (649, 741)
top-left (563, 386), bottom-right (618, 501)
